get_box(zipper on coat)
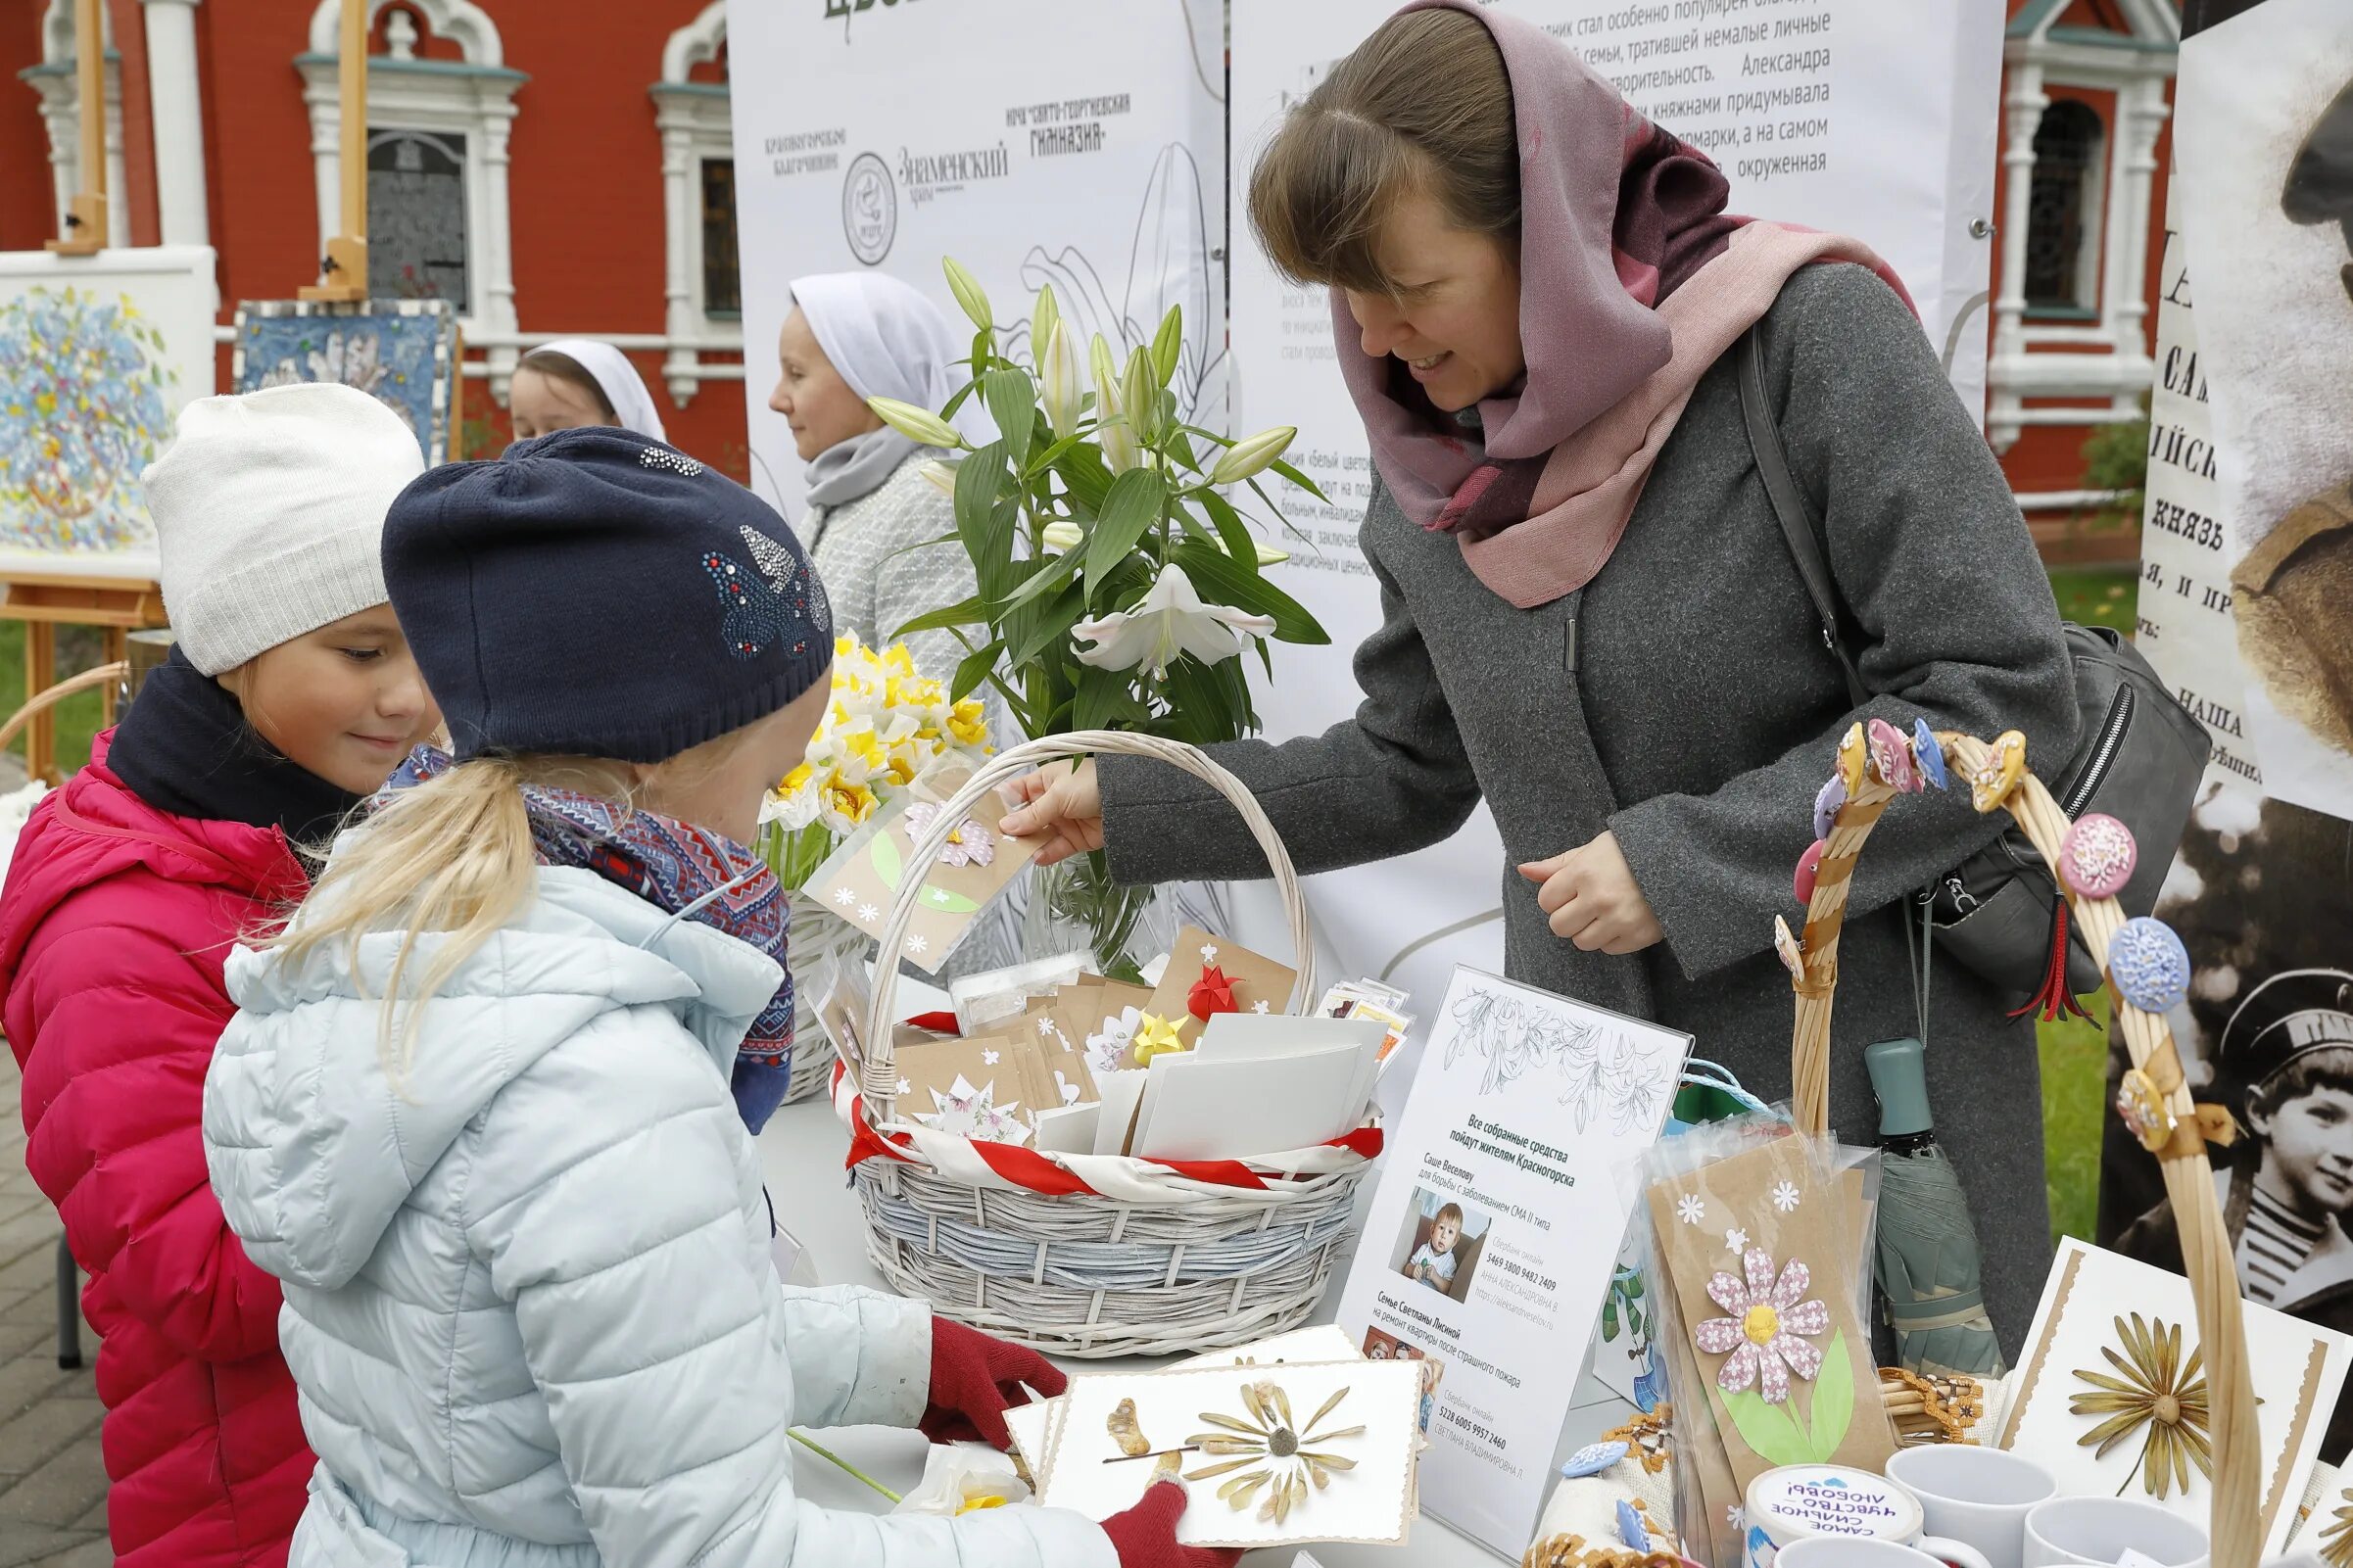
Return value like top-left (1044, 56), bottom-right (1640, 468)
top-left (2061, 685), bottom-right (2136, 818)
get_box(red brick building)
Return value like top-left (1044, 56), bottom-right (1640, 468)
top-left (1, 0), bottom-right (2176, 536)
top-left (1, 0), bottom-right (750, 474)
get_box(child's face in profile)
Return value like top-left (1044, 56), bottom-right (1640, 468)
top-left (2256, 1084), bottom-right (2353, 1215)
top-left (1430, 1216), bottom-right (1461, 1254)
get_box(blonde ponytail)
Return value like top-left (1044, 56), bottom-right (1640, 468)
top-left (267, 739), bottom-right (747, 1081)
top-left (271, 757), bottom-right (557, 1078)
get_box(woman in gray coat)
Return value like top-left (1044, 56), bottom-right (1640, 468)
top-left (1003, 0), bottom-right (2077, 1354)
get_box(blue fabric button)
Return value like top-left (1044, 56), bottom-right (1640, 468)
top-left (1561, 1439), bottom-right (1628, 1479)
top-left (2110, 917), bottom-right (2192, 1014)
top-left (1813, 775), bottom-right (1848, 841)
top-left (1913, 718), bottom-right (1949, 789)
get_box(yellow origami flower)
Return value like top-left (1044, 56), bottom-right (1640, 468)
top-left (949, 699), bottom-right (988, 747)
top-left (1131, 1013), bottom-right (1188, 1066)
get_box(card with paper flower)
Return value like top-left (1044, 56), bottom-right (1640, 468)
top-left (806, 757), bottom-right (1042, 975)
top-left (1139, 926), bottom-right (1300, 1054)
top-left (1644, 1133), bottom-right (1893, 1515)
top-left (890, 1034), bottom-right (1062, 1147)
top-left (1033, 1358), bottom-right (1424, 1549)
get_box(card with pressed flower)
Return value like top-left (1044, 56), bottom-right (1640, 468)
top-left (805, 760), bottom-right (1041, 975)
top-left (1997, 1236), bottom-right (2352, 1559)
top-left (1644, 1133), bottom-right (1895, 1499)
top-left (1033, 1358), bottom-right (1424, 1548)
top-left (887, 1033), bottom-right (1050, 1146)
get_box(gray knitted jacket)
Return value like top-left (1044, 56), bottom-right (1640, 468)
top-left (803, 450), bottom-right (975, 686)
top-left (1097, 266), bottom-right (2078, 1354)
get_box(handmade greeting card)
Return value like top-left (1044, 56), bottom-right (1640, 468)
top-left (1036, 1359), bottom-right (1423, 1549)
top-left (1998, 1237), bottom-right (2353, 1560)
top-left (1019, 994), bottom-right (1101, 1110)
top-left (809, 762), bottom-right (1040, 974)
top-left (1075, 979), bottom-right (1159, 1076)
top-left (1644, 1135), bottom-right (1895, 1496)
top-left (1141, 927), bottom-right (1300, 1052)
top-left (888, 1034), bottom-right (1046, 1145)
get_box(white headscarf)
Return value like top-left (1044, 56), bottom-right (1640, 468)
top-left (534, 339), bottom-right (667, 443)
top-left (790, 272), bottom-right (972, 508)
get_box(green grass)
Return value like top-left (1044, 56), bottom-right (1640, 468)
top-left (2048, 565), bottom-right (2140, 633)
top-left (2039, 1005), bottom-right (2109, 1246)
top-left (0, 620), bottom-right (110, 779)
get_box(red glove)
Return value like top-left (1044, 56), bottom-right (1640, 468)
top-left (922, 1314), bottom-right (1066, 1449)
top-left (1103, 1480), bottom-right (1243, 1568)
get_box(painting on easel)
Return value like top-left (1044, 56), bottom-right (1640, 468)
top-left (0, 245), bottom-right (216, 567)
top-left (231, 298), bottom-right (458, 465)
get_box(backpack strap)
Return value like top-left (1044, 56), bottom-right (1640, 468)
top-left (1739, 324), bottom-right (1868, 707)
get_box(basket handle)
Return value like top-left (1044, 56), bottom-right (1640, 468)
top-left (1788, 733), bottom-right (2257, 1568)
top-left (859, 730), bottom-right (1318, 1117)
top-left (0, 662), bottom-right (130, 754)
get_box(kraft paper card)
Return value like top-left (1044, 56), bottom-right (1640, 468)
top-left (1997, 1237), bottom-right (2352, 1560)
top-left (1645, 1136), bottom-right (1895, 1497)
top-left (808, 762), bottom-right (1040, 975)
top-left (889, 1033), bottom-right (1047, 1146)
top-left (1141, 927), bottom-right (1299, 1051)
top-left (1019, 995), bottom-right (1100, 1110)
top-left (1074, 979), bottom-right (1159, 1076)
top-left (1035, 1359), bottom-right (1423, 1549)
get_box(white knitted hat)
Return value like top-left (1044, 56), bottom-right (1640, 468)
top-left (144, 383), bottom-right (424, 674)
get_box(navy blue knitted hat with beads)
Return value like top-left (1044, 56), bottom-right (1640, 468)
top-left (382, 427), bottom-right (833, 763)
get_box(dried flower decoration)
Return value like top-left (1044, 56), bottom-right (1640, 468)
top-left (2069, 1312), bottom-right (2213, 1499)
top-left (2317, 1490), bottom-right (2353, 1568)
top-left (1182, 1380), bottom-right (1364, 1526)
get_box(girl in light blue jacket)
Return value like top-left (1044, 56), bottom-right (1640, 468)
top-left (202, 428), bottom-right (1220, 1568)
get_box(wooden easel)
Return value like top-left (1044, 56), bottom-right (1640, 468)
top-left (301, 0), bottom-right (370, 303)
top-left (1, 574), bottom-right (167, 782)
top-left (44, 0), bottom-right (106, 256)
top-left (8, 0), bottom-right (166, 781)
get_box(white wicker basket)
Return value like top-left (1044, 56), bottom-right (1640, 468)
top-left (848, 730), bottom-right (1375, 1358)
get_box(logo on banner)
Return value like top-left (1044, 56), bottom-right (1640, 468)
top-left (841, 153), bottom-right (896, 265)
top-left (824, 0), bottom-right (917, 40)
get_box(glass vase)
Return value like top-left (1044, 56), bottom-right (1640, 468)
top-left (1020, 851), bottom-right (1174, 983)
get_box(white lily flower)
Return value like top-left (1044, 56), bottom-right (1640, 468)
top-left (893, 1446), bottom-right (1032, 1518)
top-left (1040, 519), bottom-right (1083, 554)
top-left (1038, 321), bottom-right (1081, 441)
top-left (1073, 561), bottom-right (1276, 678)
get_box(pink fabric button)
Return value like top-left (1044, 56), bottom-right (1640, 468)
top-left (2059, 812), bottom-right (2137, 900)
top-left (1795, 839), bottom-right (1826, 904)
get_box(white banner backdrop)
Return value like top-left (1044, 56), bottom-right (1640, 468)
top-left (724, 0), bottom-right (1227, 523)
top-left (1223, 0), bottom-right (2006, 1057)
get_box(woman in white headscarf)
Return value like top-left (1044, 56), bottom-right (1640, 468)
top-left (772, 273), bottom-right (981, 691)
top-left (510, 339), bottom-right (669, 442)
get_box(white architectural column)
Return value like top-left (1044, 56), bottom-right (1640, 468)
top-left (475, 86), bottom-right (522, 402)
top-left (141, 0), bottom-right (209, 245)
top-left (2110, 73), bottom-right (2172, 386)
top-left (658, 115), bottom-right (699, 405)
top-left (1989, 60), bottom-right (2049, 452)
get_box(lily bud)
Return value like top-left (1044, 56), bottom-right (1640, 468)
top-left (1038, 322), bottom-right (1081, 441)
top-left (1032, 286), bottom-right (1062, 369)
top-left (867, 397), bottom-right (964, 451)
top-left (1120, 347), bottom-right (1160, 445)
top-left (942, 258), bottom-right (992, 331)
top-left (918, 459), bottom-right (960, 497)
top-left (1089, 333), bottom-right (1122, 405)
top-left (1089, 335), bottom-right (1139, 472)
top-left (1254, 539), bottom-right (1292, 567)
top-left (1151, 305), bottom-right (1183, 388)
top-left (1040, 519), bottom-right (1083, 554)
top-left (1209, 425), bottom-right (1297, 487)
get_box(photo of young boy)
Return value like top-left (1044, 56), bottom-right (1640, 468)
top-left (1409, 1204), bottom-right (1466, 1293)
top-left (1386, 1184), bottom-right (1491, 1301)
top-left (2115, 966), bottom-right (2353, 1456)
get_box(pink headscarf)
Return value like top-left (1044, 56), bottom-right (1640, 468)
top-left (1338, 0), bottom-right (1915, 609)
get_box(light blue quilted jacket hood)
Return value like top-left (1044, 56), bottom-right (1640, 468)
top-left (205, 865), bottom-right (1116, 1568)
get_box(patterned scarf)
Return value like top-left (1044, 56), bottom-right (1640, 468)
top-left (388, 748), bottom-right (794, 1133)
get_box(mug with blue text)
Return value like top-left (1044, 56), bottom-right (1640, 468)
top-left (1746, 1465), bottom-right (1993, 1568)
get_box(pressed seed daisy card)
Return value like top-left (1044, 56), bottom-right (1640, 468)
top-left (1034, 1358), bottom-right (1424, 1549)
top-left (1998, 1237), bottom-right (2352, 1560)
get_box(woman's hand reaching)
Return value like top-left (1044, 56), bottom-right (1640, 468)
top-left (1518, 831), bottom-right (1664, 955)
top-left (998, 761), bottom-right (1105, 867)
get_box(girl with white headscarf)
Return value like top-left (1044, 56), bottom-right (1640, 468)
top-left (772, 272), bottom-right (982, 695)
top-left (510, 339), bottom-right (669, 441)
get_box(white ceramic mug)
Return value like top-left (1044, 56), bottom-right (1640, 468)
top-left (1784, 1538), bottom-right (1978, 1568)
top-left (2022, 1497), bottom-right (2209, 1568)
top-left (1745, 1465), bottom-right (1995, 1568)
top-left (1886, 1445), bottom-right (2058, 1568)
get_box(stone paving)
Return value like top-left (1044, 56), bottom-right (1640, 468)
top-left (0, 1052), bottom-right (112, 1566)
